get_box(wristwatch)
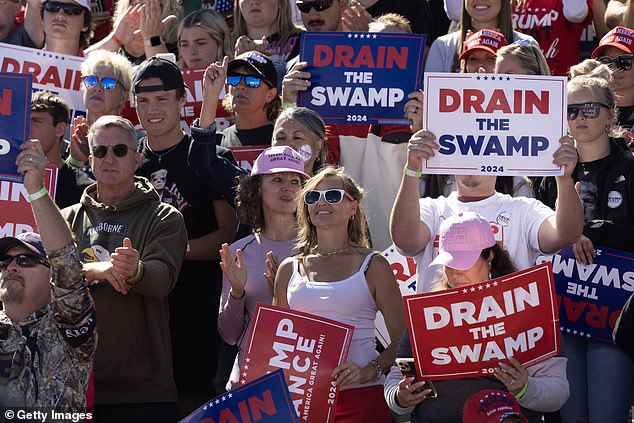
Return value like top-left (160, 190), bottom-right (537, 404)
top-left (144, 35), bottom-right (162, 47)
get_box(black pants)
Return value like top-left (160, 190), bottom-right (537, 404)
top-left (93, 402), bottom-right (177, 423)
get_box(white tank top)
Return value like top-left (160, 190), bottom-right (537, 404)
top-left (287, 253), bottom-right (383, 389)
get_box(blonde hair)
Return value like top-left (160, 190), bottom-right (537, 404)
top-left (455, 0), bottom-right (514, 72)
top-left (177, 9), bottom-right (233, 67)
top-left (81, 49), bottom-right (134, 92)
top-left (496, 41), bottom-right (551, 76)
top-left (368, 13), bottom-right (412, 34)
top-left (232, 0), bottom-right (300, 45)
top-left (296, 167), bottom-right (369, 256)
top-left (113, 0), bottom-right (184, 45)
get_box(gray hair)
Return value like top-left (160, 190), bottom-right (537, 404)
top-left (274, 107), bottom-right (327, 173)
top-left (88, 115), bottom-right (137, 150)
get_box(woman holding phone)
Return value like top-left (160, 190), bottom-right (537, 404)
top-left (384, 212), bottom-right (569, 423)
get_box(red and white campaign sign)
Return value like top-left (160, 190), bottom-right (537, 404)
top-left (404, 263), bottom-right (560, 380)
top-left (422, 73), bottom-right (567, 176)
top-left (230, 145), bottom-right (269, 171)
top-left (122, 67), bottom-right (232, 134)
top-left (0, 165), bottom-right (58, 237)
top-left (0, 42), bottom-right (86, 121)
top-left (242, 304), bottom-right (354, 423)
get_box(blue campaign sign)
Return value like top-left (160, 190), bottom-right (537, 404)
top-left (179, 369), bottom-right (299, 423)
top-left (536, 246), bottom-right (634, 343)
top-left (298, 31), bottom-right (426, 125)
top-left (0, 73), bottom-right (32, 182)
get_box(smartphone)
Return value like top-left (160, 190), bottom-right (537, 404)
top-left (395, 358), bottom-right (438, 398)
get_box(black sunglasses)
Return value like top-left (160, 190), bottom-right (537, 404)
top-left (567, 102), bottom-right (609, 120)
top-left (43, 1), bottom-right (85, 15)
top-left (296, 0), bottom-right (335, 13)
top-left (82, 75), bottom-right (121, 91)
top-left (597, 54), bottom-right (634, 71)
top-left (92, 144), bottom-right (134, 158)
top-left (304, 189), bottom-right (353, 205)
top-left (0, 254), bottom-right (50, 270)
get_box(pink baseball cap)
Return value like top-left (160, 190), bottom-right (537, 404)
top-left (251, 146), bottom-right (310, 179)
top-left (460, 29), bottom-right (508, 61)
top-left (592, 26), bottom-right (634, 58)
top-left (428, 211), bottom-right (495, 270)
top-left (463, 390), bottom-right (528, 423)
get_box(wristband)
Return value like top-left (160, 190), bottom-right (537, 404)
top-left (66, 156), bottom-right (85, 168)
top-left (514, 381), bottom-right (528, 399)
top-left (403, 166), bottom-right (423, 178)
top-left (112, 34), bottom-right (123, 47)
top-left (369, 359), bottom-right (383, 382)
top-left (185, 242), bottom-right (191, 259)
top-left (282, 102), bottom-right (296, 109)
top-left (28, 187), bottom-right (48, 202)
top-left (126, 261), bottom-right (143, 285)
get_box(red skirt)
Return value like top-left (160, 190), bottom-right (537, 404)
top-left (334, 385), bottom-right (391, 423)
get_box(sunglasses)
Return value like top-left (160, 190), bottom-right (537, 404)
top-left (92, 144), bottom-right (134, 158)
top-left (597, 54), bottom-right (634, 71)
top-left (304, 189), bottom-right (353, 205)
top-left (82, 75), bottom-right (121, 91)
top-left (43, 1), bottom-right (85, 15)
top-left (567, 102), bottom-right (609, 120)
top-left (0, 254), bottom-right (50, 270)
top-left (296, 0), bottom-right (335, 13)
top-left (227, 74), bottom-right (266, 88)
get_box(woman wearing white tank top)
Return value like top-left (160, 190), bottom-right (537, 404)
top-left (273, 166), bottom-right (406, 423)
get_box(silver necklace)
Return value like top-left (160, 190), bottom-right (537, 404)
top-left (313, 246), bottom-right (351, 257)
top-left (146, 141), bottom-right (180, 164)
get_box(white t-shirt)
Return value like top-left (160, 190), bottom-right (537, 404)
top-left (413, 191), bottom-right (554, 293)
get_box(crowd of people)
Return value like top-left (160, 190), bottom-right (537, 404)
top-left (1, 0), bottom-right (634, 422)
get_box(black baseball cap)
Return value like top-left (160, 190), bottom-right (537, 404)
top-left (228, 51), bottom-right (278, 88)
top-left (132, 56), bottom-right (187, 95)
top-left (0, 232), bottom-right (46, 257)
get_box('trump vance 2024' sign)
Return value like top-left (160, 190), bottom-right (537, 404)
top-left (404, 263), bottom-right (560, 380)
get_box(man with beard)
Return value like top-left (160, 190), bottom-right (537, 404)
top-left (0, 139), bottom-right (96, 410)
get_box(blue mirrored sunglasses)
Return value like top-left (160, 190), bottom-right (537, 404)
top-left (82, 75), bottom-right (121, 91)
top-left (227, 74), bottom-right (265, 88)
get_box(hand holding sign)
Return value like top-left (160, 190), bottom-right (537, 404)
top-left (552, 135), bottom-right (578, 179)
top-left (16, 140), bottom-right (47, 193)
top-left (406, 130), bottom-right (439, 172)
top-left (282, 61), bottom-right (311, 105)
top-left (494, 357), bottom-right (528, 396)
top-left (404, 90), bottom-right (424, 133)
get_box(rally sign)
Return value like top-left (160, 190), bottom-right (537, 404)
top-left (298, 31), bottom-right (425, 125)
top-left (230, 145), bottom-right (269, 170)
top-left (0, 72), bottom-right (32, 181)
top-left (179, 369), bottom-right (298, 423)
top-left (375, 245), bottom-right (419, 347)
top-left (242, 304), bottom-right (354, 423)
top-left (0, 43), bottom-right (86, 123)
top-left (536, 246), bottom-right (634, 344)
top-left (422, 73), bottom-right (567, 176)
top-left (122, 66), bottom-right (231, 133)
top-left (1, 165), bottom-right (58, 238)
top-left (404, 263), bottom-right (560, 380)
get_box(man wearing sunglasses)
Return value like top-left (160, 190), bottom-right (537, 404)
top-left (132, 57), bottom-right (239, 417)
top-left (592, 26), bottom-right (634, 136)
top-left (41, 0), bottom-right (92, 56)
top-left (60, 114), bottom-right (187, 422)
top-left (0, 138), bottom-right (95, 410)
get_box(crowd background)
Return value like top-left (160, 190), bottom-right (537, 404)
top-left (1, 0), bottom-right (634, 422)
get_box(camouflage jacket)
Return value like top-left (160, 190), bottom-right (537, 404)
top-left (0, 243), bottom-right (97, 411)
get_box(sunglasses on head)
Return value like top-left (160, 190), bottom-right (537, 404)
top-left (43, 1), bottom-right (85, 15)
top-left (567, 102), bottom-right (609, 120)
top-left (227, 74), bottom-right (266, 88)
top-left (0, 254), bottom-right (49, 270)
top-left (304, 189), bottom-right (353, 205)
top-left (92, 144), bottom-right (134, 158)
top-left (296, 0), bottom-right (335, 13)
top-left (597, 54), bottom-right (634, 71)
top-left (82, 75), bottom-right (121, 91)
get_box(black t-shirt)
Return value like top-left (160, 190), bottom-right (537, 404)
top-left (617, 105), bottom-right (634, 132)
top-left (55, 163), bottom-right (94, 209)
top-left (219, 124), bottom-right (274, 147)
top-left (576, 156), bottom-right (611, 223)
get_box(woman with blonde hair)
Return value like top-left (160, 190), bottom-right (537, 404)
top-left (274, 166), bottom-right (406, 422)
top-left (178, 9), bottom-right (232, 69)
top-left (495, 39), bottom-right (551, 76)
top-left (232, 0), bottom-right (302, 89)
